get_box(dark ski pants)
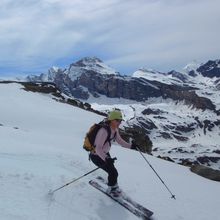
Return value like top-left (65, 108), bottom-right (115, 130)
top-left (90, 154), bottom-right (118, 186)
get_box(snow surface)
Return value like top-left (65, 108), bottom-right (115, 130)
top-left (0, 83), bottom-right (220, 220)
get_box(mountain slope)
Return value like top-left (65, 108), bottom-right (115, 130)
top-left (24, 57), bottom-right (220, 169)
top-left (0, 82), bottom-right (220, 220)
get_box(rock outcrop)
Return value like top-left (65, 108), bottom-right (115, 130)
top-left (190, 165), bottom-right (220, 182)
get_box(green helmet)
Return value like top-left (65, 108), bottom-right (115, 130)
top-left (108, 110), bottom-right (123, 121)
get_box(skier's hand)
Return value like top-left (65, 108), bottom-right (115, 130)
top-left (131, 141), bottom-right (138, 150)
top-left (106, 157), bottom-right (117, 164)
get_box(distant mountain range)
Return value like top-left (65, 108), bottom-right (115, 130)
top-left (25, 57), bottom-right (220, 169)
top-left (26, 57), bottom-right (219, 109)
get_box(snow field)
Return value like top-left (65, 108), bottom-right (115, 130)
top-left (0, 83), bottom-right (220, 220)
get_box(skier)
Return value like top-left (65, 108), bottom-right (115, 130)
top-left (89, 109), bottom-right (137, 197)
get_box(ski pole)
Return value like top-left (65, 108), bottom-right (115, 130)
top-left (48, 167), bottom-right (100, 195)
top-left (136, 146), bottom-right (176, 199)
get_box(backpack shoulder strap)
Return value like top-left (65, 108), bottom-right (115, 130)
top-left (111, 131), bottom-right (117, 141)
top-left (104, 125), bottom-right (111, 145)
top-left (99, 121), bottom-right (111, 145)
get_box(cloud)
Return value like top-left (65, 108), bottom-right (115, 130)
top-left (0, 0), bottom-right (220, 75)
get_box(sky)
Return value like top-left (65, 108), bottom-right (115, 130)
top-left (0, 0), bottom-right (220, 76)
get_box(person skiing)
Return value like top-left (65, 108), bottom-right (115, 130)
top-left (89, 109), bottom-right (137, 197)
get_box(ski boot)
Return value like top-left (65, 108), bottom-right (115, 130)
top-left (107, 183), bottom-right (122, 198)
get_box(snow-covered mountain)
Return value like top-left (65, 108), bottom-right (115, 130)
top-left (68, 57), bottom-right (119, 80)
top-left (133, 60), bottom-right (220, 86)
top-left (133, 68), bottom-right (190, 85)
top-left (27, 57), bottom-right (119, 82)
top-left (25, 57), bottom-right (220, 170)
top-left (1, 82), bottom-right (220, 220)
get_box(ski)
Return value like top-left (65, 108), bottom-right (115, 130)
top-left (96, 176), bottom-right (153, 218)
top-left (89, 180), bottom-right (151, 220)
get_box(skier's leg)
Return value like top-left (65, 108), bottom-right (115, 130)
top-left (105, 161), bottom-right (118, 186)
top-left (90, 154), bottom-right (118, 186)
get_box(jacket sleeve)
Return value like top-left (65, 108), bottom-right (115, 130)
top-left (115, 130), bottom-right (132, 149)
top-left (94, 128), bottom-right (109, 161)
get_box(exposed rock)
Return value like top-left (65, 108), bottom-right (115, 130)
top-left (167, 70), bottom-right (189, 82)
top-left (16, 81), bottom-right (106, 117)
top-left (172, 134), bottom-right (188, 142)
top-left (163, 124), bottom-right (175, 131)
top-left (190, 144), bottom-right (203, 148)
top-left (65, 70), bottom-right (163, 101)
top-left (179, 158), bottom-right (196, 166)
top-left (157, 155), bottom-right (175, 163)
top-left (190, 165), bottom-right (220, 181)
top-left (197, 156), bottom-right (220, 165)
top-left (120, 125), bottom-right (153, 154)
top-left (161, 123), bottom-right (193, 140)
top-left (21, 82), bottom-right (63, 98)
top-left (171, 147), bottom-right (194, 154)
top-left (137, 117), bottom-right (157, 131)
top-left (142, 108), bottom-right (164, 115)
top-left (172, 130), bottom-right (182, 135)
top-left (213, 119), bottom-right (220, 126)
top-left (197, 60), bottom-right (220, 78)
top-left (194, 117), bottom-right (203, 128)
top-left (215, 78), bottom-right (220, 90)
top-left (159, 84), bottom-right (215, 111)
top-left (175, 123), bottom-right (197, 133)
top-left (213, 150), bottom-right (220, 154)
top-left (203, 120), bottom-right (215, 134)
top-left (188, 70), bottom-right (198, 77)
top-left (158, 132), bottom-right (172, 139)
top-left (153, 115), bottom-right (167, 120)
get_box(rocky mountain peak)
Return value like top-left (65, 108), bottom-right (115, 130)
top-left (197, 59), bottom-right (220, 78)
top-left (167, 70), bottom-right (189, 83)
top-left (183, 59), bottom-right (220, 78)
top-left (183, 60), bottom-right (202, 76)
top-left (67, 56), bottom-right (118, 81)
top-left (74, 57), bottom-right (103, 66)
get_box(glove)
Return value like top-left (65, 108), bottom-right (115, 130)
top-left (106, 157), bottom-right (117, 164)
top-left (131, 141), bottom-right (138, 150)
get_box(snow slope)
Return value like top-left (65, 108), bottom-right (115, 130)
top-left (0, 83), bottom-right (220, 220)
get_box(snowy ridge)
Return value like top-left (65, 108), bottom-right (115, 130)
top-left (25, 57), bottom-right (119, 83)
top-left (133, 68), bottom-right (173, 84)
top-left (1, 82), bottom-right (220, 220)
top-left (183, 60), bottom-right (201, 75)
top-left (132, 67), bottom-right (190, 85)
top-left (68, 57), bottom-right (118, 81)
